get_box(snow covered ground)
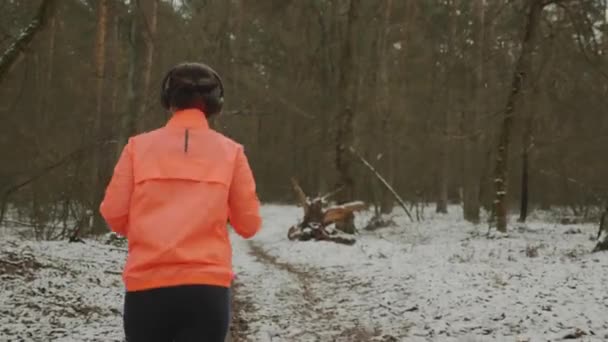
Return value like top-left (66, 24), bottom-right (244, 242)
top-left (1, 205), bottom-right (607, 341)
top-left (232, 206), bottom-right (608, 342)
top-left (0, 235), bottom-right (125, 341)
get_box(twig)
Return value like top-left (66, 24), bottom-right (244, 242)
top-left (320, 186), bottom-right (344, 202)
top-left (0, 259), bottom-right (22, 268)
top-left (1, 219), bottom-right (35, 227)
top-left (93, 244), bottom-right (127, 253)
top-left (378, 303), bottom-right (416, 316)
top-left (349, 146), bottom-right (414, 222)
top-left (104, 269), bottom-right (122, 275)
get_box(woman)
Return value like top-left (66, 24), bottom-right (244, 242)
top-left (100, 62), bottom-right (262, 342)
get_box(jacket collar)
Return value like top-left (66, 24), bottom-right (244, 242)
top-left (166, 109), bottom-right (209, 129)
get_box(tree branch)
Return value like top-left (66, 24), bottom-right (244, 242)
top-left (350, 147), bottom-right (414, 222)
top-left (0, 0), bottom-right (57, 83)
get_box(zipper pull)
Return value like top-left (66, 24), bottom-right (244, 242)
top-left (184, 129), bottom-right (189, 153)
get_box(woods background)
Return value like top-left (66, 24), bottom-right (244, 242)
top-left (1, 0), bottom-right (607, 236)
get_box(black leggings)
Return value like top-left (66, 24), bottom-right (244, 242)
top-left (124, 285), bottom-right (230, 342)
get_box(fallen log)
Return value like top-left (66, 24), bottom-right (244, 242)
top-left (287, 178), bottom-right (363, 245)
top-left (323, 201), bottom-right (367, 225)
top-left (288, 222), bottom-right (356, 246)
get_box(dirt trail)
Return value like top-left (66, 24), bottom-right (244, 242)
top-left (230, 240), bottom-right (400, 342)
top-left (231, 240), bottom-right (329, 341)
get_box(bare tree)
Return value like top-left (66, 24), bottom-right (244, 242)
top-left (518, 86), bottom-right (539, 223)
top-left (89, 0), bottom-right (109, 234)
top-left (437, 0), bottom-right (460, 214)
top-left (117, 0), bottom-right (140, 155)
top-left (493, 0), bottom-right (545, 232)
top-left (463, 0), bottom-right (486, 223)
top-left (376, 0), bottom-right (395, 214)
top-left (334, 0), bottom-right (360, 203)
top-left (135, 0), bottom-right (159, 132)
top-left (110, 3), bottom-right (124, 116)
top-left (334, 0), bottom-right (361, 233)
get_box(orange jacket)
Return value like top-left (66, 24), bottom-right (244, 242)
top-left (100, 109), bottom-right (261, 291)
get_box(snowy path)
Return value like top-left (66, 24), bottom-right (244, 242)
top-left (1, 205), bottom-right (608, 341)
top-left (231, 239), bottom-right (334, 341)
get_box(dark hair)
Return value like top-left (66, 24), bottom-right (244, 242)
top-left (160, 62), bottom-right (224, 116)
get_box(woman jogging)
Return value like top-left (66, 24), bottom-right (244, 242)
top-left (100, 62), bottom-right (262, 342)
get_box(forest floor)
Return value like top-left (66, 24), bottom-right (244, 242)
top-left (1, 205), bottom-right (608, 341)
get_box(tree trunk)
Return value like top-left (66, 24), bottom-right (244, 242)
top-left (377, 0), bottom-right (394, 214)
top-left (436, 69), bottom-right (450, 214)
top-left (46, 9), bottom-right (57, 88)
top-left (518, 88), bottom-right (537, 223)
top-left (494, 0), bottom-right (544, 232)
top-left (437, 0), bottom-right (459, 215)
top-left (436, 73), bottom-right (449, 214)
top-left (335, 0), bottom-right (360, 204)
top-left (519, 139), bottom-right (530, 222)
top-left (91, 0), bottom-right (108, 234)
top-left (0, 0), bottom-right (57, 83)
top-left (93, 0), bottom-right (108, 145)
top-left (334, 0), bottom-right (360, 233)
top-left (110, 12), bottom-right (122, 116)
top-left (463, 0), bottom-right (485, 223)
top-left (135, 0), bottom-right (159, 132)
top-left (117, 2), bottom-right (139, 156)
top-left (518, 30), bottom-right (556, 222)
top-left (40, 9), bottom-right (57, 128)
top-left (436, 138), bottom-right (449, 214)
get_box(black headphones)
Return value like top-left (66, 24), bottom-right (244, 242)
top-left (160, 63), bottom-right (225, 116)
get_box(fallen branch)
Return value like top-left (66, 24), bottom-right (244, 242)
top-left (561, 328), bottom-right (587, 339)
top-left (321, 186), bottom-right (344, 202)
top-left (94, 245), bottom-right (127, 253)
top-left (0, 258), bottom-right (23, 268)
top-left (291, 177), bottom-right (309, 216)
top-left (1, 219), bottom-right (35, 227)
top-left (349, 146), bottom-right (414, 222)
top-left (104, 269), bottom-right (122, 276)
top-left (378, 303), bottom-right (418, 316)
